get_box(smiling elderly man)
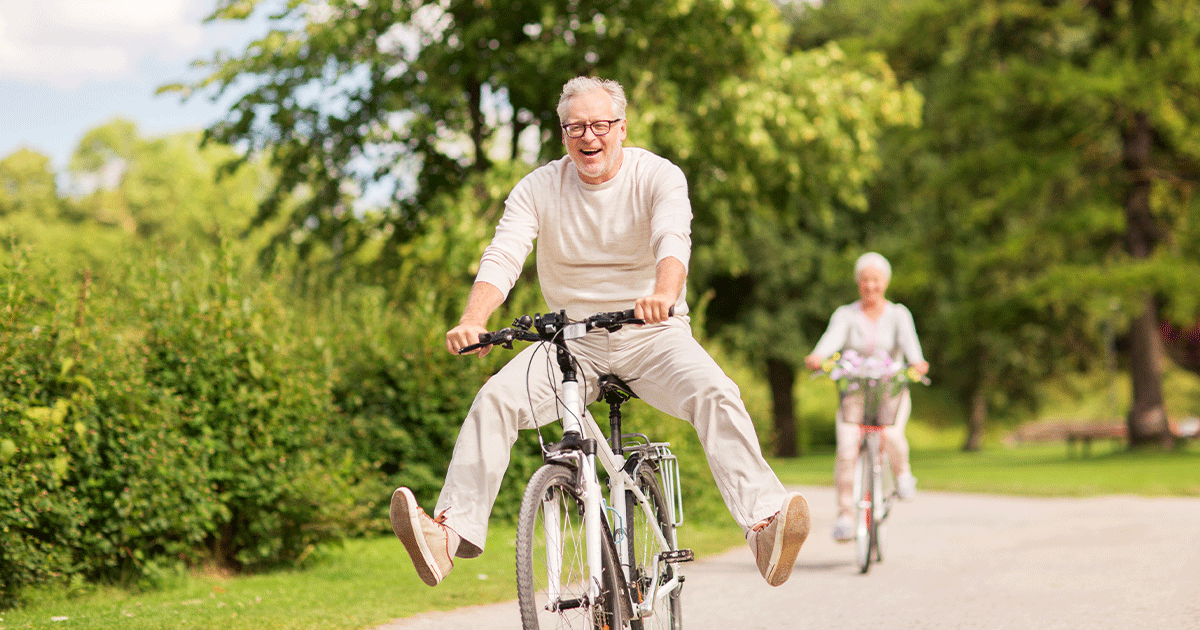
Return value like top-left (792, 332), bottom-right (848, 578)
top-left (388, 76), bottom-right (811, 589)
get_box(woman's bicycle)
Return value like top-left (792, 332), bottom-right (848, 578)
top-left (461, 309), bottom-right (690, 630)
top-left (814, 350), bottom-right (928, 574)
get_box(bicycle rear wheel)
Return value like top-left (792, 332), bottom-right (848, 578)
top-left (517, 464), bottom-right (626, 630)
top-left (853, 440), bottom-right (875, 574)
top-left (626, 461), bottom-right (682, 630)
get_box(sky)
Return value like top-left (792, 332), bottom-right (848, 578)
top-left (0, 0), bottom-right (263, 171)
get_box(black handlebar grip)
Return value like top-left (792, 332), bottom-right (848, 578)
top-left (622, 306), bottom-right (674, 319)
top-left (458, 331), bottom-right (492, 354)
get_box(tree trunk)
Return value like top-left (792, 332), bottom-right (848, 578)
top-left (963, 386), bottom-right (987, 452)
top-left (467, 78), bottom-right (490, 173)
top-left (1127, 298), bottom-right (1173, 448)
top-left (766, 358), bottom-right (798, 457)
top-left (1121, 111), bottom-right (1173, 449)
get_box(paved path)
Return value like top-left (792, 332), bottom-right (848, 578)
top-left (374, 485), bottom-right (1200, 629)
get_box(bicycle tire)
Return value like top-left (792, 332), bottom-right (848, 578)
top-left (874, 450), bottom-right (892, 564)
top-left (625, 461), bottom-right (682, 630)
top-left (517, 464), bottom-right (626, 630)
top-left (854, 439), bottom-right (874, 574)
top-left (871, 447), bottom-right (886, 564)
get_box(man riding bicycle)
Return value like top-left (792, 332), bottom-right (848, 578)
top-left (389, 75), bottom-right (811, 589)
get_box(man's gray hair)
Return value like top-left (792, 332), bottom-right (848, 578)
top-left (557, 76), bottom-right (627, 121)
top-left (855, 252), bottom-right (892, 282)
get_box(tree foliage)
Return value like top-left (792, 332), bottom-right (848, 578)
top-left (816, 0), bottom-right (1200, 448)
top-left (69, 119), bottom-right (270, 248)
top-left (0, 149), bottom-right (60, 221)
top-left (181, 0), bottom-right (796, 273)
top-left (684, 41), bottom-right (923, 455)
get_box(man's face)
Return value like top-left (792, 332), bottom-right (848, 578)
top-left (562, 89), bottom-right (626, 184)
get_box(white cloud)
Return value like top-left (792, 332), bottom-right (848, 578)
top-left (0, 0), bottom-right (207, 89)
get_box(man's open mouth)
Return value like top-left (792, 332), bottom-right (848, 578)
top-left (581, 149), bottom-right (601, 156)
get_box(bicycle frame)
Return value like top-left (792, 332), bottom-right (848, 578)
top-left (541, 319), bottom-right (683, 619)
top-left (854, 426), bottom-right (894, 517)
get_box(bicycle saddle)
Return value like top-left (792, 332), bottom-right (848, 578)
top-left (597, 374), bottom-right (638, 402)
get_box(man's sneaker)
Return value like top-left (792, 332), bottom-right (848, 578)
top-left (746, 492), bottom-right (811, 587)
top-left (390, 487), bottom-right (459, 586)
top-left (897, 473), bottom-right (918, 500)
top-left (832, 514), bottom-right (855, 542)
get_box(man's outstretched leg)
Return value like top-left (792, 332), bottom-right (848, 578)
top-left (746, 492), bottom-right (811, 587)
top-left (390, 487), bottom-right (461, 586)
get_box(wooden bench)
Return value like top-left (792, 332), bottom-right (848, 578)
top-left (1064, 422), bottom-right (1127, 458)
top-left (1011, 416), bottom-right (1199, 457)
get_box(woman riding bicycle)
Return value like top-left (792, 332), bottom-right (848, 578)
top-left (803, 252), bottom-right (929, 543)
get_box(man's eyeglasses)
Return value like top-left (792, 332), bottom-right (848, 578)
top-left (561, 119), bottom-right (623, 139)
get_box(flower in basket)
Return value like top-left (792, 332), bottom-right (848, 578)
top-left (822, 349), bottom-right (919, 395)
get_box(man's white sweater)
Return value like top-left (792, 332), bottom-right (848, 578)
top-left (475, 147), bottom-right (694, 320)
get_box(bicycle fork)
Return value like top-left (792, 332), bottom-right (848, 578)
top-left (547, 360), bottom-right (607, 611)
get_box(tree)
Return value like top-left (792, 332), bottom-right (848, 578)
top-left (1089, 0), bottom-right (1200, 446)
top-left (179, 1), bottom-right (923, 456)
top-left (0, 149), bottom-right (61, 221)
top-left (68, 119), bottom-right (268, 250)
top-left (0, 147), bottom-right (130, 277)
top-left (682, 43), bottom-right (922, 456)
top-left (179, 0), bottom-right (808, 280)
top-left (872, 0), bottom-right (1200, 449)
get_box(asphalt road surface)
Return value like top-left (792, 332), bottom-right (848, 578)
top-left (375, 485), bottom-right (1200, 630)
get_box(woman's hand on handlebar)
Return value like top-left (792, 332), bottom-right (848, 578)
top-left (803, 354), bottom-right (822, 371)
top-left (447, 322), bottom-right (492, 357)
top-left (635, 293), bottom-right (675, 325)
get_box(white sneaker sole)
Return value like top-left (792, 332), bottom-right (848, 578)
top-left (764, 493), bottom-right (811, 586)
top-left (390, 487), bottom-right (444, 586)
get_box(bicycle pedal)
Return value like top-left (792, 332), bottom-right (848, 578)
top-left (661, 549), bottom-right (694, 563)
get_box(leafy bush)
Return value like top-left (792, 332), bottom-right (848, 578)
top-left (134, 251), bottom-right (368, 571)
top-left (0, 255), bottom-right (80, 609)
top-left (0, 246), bottom-right (374, 609)
top-left (315, 286), bottom-right (546, 527)
top-left (0, 255), bottom-right (214, 608)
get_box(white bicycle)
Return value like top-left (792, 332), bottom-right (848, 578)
top-left (461, 309), bottom-right (691, 630)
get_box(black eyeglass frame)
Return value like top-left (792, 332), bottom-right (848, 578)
top-left (561, 118), bottom-right (624, 139)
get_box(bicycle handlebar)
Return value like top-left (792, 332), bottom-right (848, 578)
top-left (459, 307), bottom-right (671, 354)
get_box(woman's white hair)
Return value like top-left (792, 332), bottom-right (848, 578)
top-left (556, 76), bottom-right (627, 121)
top-left (854, 252), bottom-right (892, 282)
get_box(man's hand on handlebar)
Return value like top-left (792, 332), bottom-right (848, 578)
top-left (635, 293), bottom-right (675, 325)
top-left (452, 307), bottom-right (672, 357)
top-left (447, 322), bottom-right (492, 357)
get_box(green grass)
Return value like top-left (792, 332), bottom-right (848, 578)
top-left (0, 520), bottom-right (744, 630)
top-left (771, 439), bottom-right (1200, 497)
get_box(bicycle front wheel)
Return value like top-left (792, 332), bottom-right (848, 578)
top-left (874, 450), bottom-right (892, 564)
top-left (516, 464), bottom-right (625, 630)
top-left (626, 461), bottom-right (682, 630)
top-left (854, 440), bottom-right (875, 574)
